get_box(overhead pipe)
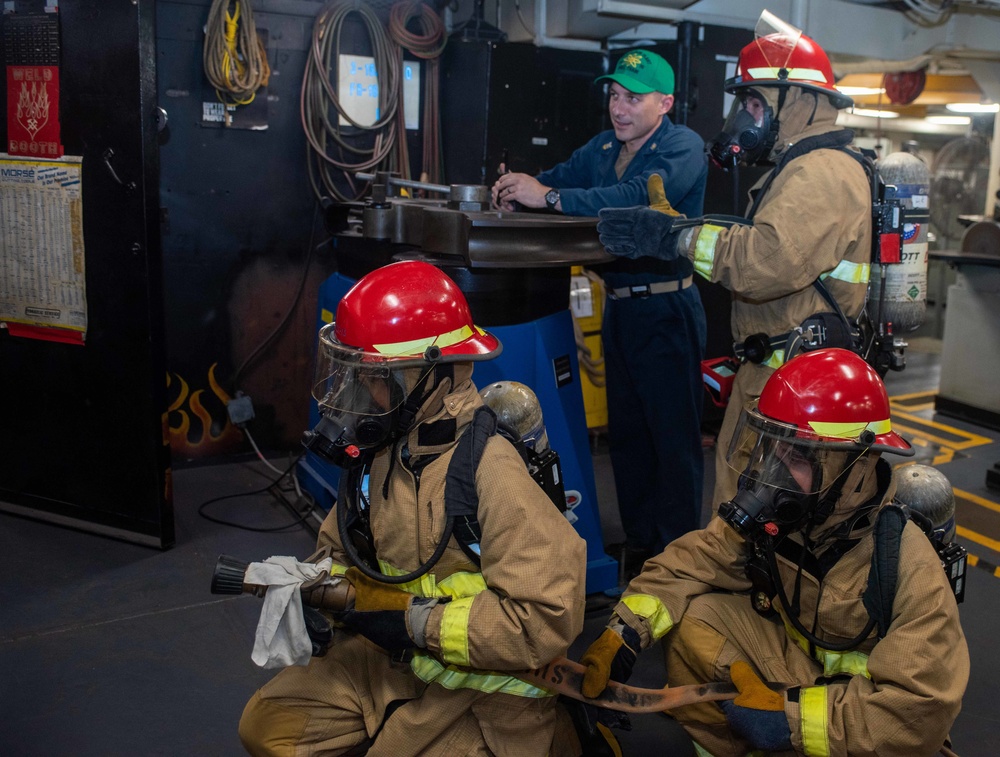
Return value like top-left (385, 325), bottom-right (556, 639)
top-left (674, 21), bottom-right (697, 127)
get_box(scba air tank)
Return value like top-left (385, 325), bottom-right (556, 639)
top-left (869, 151), bottom-right (930, 332)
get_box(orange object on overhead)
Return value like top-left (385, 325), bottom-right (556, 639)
top-left (883, 70), bottom-right (926, 105)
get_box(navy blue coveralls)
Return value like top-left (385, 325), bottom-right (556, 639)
top-left (536, 116), bottom-right (708, 556)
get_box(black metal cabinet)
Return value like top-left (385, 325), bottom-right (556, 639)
top-left (0, 0), bottom-right (173, 547)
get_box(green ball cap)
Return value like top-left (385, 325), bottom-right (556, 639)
top-left (595, 49), bottom-right (675, 95)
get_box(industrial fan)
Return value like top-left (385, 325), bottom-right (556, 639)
top-left (928, 134), bottom-right (991, 245)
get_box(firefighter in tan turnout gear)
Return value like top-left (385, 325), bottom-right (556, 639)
top-left (238, 260), bottom-right (587, 756)
top-left (580, 348), bottom-right (968, 757)
top-left (597, 12), bottom-right (874, 505)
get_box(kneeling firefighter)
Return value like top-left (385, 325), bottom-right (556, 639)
top-left (239, 261), bottom-right (588, 756)
top-left (579, 348), bottom-right (969, 757)
top-left (596, 11), bottom-right (874, 507)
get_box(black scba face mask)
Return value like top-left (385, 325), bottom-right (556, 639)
top-left (305, 403), bottom-right (401, 469)
top-left (708, 90), bottom-right (778, 168)
top-left (305, 362), bottom-right (425, 469)
top-left (720, 458), bottom-right (820, 542)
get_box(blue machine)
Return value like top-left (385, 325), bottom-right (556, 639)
top-left (298, 271), bottom-right (619, 595)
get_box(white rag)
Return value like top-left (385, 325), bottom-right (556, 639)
top-left (245, 555), bottom-right (336, 669)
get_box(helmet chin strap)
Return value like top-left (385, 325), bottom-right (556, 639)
top-left (764, 86), bottom-right (788, 157)
top-left (805, 91), bottom-right (819, 126)
top-left (392, 362), bottom-right (454, 442)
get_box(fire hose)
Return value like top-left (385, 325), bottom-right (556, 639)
top-left (209, 553), bottom-right (962, 755)
top-left (210, 553), bottom-right (761, 713)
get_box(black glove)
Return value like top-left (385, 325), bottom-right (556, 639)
top-left (332, 607), bottom-right (413, 653)
top-left (580, 620), bottom-right (642, 698)
top-left (303, 606), bottom-right (333, 657)
top-left (597, 206), bottom-right (680, 260)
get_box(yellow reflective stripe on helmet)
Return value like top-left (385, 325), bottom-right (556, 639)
top-left (800, 686), bottom-right (831, 757)
top-left (409, 653), bottom-right (555, 698)
top-left (373, 324), bottom-right (477, 357)
top-left (820, 259), bottom-right (870, 285)
top-left (784, 616), bottom-right (871, 678)
top-left (621, 594), bottom-right (674, 640)
top-left (808, 418), bottom-right (892, 441)
top-left (746, 66), bottom-right (829, 84)
top-left (439, 595), bottom-right (476, 665)
top-left (693, 225), bottom-right (723, 280)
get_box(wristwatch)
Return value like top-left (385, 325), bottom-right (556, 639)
top-left (544, 188), bottom-right (560, 211)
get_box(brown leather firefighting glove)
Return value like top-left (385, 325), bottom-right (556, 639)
top-left (597, 174), bottom-right (688, 260)
top-left (647, 173), bottom-right (682, 216)
top-left (718, 661), bottom-right (793, 752)
top-left (333, 567), bottom-right (440, 653)
top-left (580, 618), bottom-right (642, 698)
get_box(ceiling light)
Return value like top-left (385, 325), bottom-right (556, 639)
top-left (836, 86), bottom-right (886, 96)
top-left (850, 108), bottom-right (899, 119)
top-left (926, 115), bottom-right (971, 125)
top-left (945, 102), bottom-right (999, 113)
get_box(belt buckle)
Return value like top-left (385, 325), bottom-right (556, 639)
top-left (630, 285), bottom-right (651, 299)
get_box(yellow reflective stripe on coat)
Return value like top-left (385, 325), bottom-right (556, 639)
top-left (373, 561), bottom-right (549, 697)
top-left (800, 686), bottom-right (831, 757)
top-left (693, 225), bottom-right (723, 281)
top-left (784, 617), bottom-right (871, 678)
top-left (409, 653), bottom-right (555, 698)
top-left (439, 596), bottom-right (475, 665)
top-left (621, 594), bottom-right (674, 640)
top-left (820, 259), bottom-right (870, 285)
top-left (376, 562), bottom-right (489, 664)
top-left (763, 349), bottom-right (786, 369)
top-left (376, 561), bottom-right (488, 599)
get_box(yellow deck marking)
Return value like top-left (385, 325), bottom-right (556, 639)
top-left (890, 412), bottom-right (993, 450)
top-left (889, 390), bottom-right (936, 412)
top-left (966, 553), bottom-right (1000, 578)
top-left (955, 488), bottom-right (1000, 515)
top-left (957, 525), bottom-right (1000, 554)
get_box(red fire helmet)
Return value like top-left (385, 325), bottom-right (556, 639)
top-left (756, 348), bottom-right (912, 455)
top-left (726, 11), bottom-right (853, 110)
top-left (332, 260), bottom-right (501, 364)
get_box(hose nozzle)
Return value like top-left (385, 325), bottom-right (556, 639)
top-left (211, 554), bottom-right (251, 595)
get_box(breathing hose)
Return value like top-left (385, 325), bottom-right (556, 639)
top-left (337, 460), bottom-right (456, 584)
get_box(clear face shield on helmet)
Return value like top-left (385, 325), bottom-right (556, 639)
top-left (719, 405), bottom-right (863, 540)
top-left (305, 323), bottom-right (433, 468)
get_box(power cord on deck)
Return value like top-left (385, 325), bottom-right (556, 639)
top-left (197, 448), bottom-right (320, 534)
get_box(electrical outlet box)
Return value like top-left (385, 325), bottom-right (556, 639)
top-left (227, 394), bottom-right (255, 426)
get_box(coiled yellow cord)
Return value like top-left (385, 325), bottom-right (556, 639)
top-left (203, 0), bottom-right (271, 115)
